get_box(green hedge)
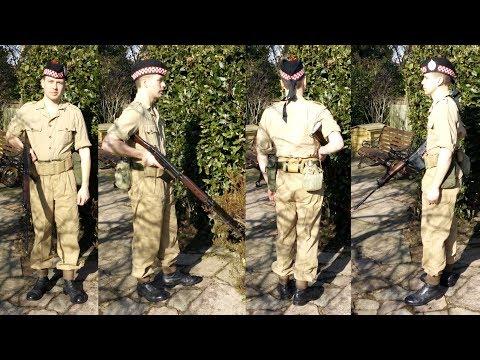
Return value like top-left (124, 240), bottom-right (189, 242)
top-left (288, 45), bottom-right (351, 241)
top-left (403, 45), bottom-right (480, 218)
top-left (141, 45), bottom-right (245, 229)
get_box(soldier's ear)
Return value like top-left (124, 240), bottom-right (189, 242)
top-left (40, 77), bottom-right (45, 88)
top-left (142, 77), bottom-right (150, 89)
top-left (436, 74), bottom-right (445, 87)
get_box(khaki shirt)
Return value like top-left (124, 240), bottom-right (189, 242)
top-left (107, 101), bottom-right (166, 162)
top-left (425, 90), bottom-right (466, 156)
top-left (256, 99), bottom-right (341, 158)
top-left (6, 99), bottom-right (92, 161)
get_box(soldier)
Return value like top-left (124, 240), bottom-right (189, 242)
top-left (405, 57), bottom-right (467, 306)
top-left (6, 60), bottom-right (92, 304)
top-left (102, 59), bottom-right (202, 303)
top-left (256, 56), bottom-right (344, 306)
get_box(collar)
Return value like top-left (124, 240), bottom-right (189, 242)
top-left (431, 87), bottom-right (450, 105)
top-left (34, 99), bottom-right (68, 110)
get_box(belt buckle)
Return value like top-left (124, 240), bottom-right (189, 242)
top-left (287, 160), bottom-right (299, 173)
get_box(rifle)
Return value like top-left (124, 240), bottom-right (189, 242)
top-left (312, 126), bottom-right (328, 146)
top-left (22, 134), bottom-right (38, 254)
top-left (352, 141), bottom-right (426, 211)
top-left (132, 134), bottom-right (245, 239)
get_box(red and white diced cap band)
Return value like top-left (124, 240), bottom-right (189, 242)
top-left (43, 68), bottom-right (65, 79)
top-left (280, 68), bottom-right (305, 81)
top-left (437, 65), bottom-right (456, 78)
top-left (131, 66), bottom-right (168, 80)
top-left (421, 60), bottom-right (456, 79)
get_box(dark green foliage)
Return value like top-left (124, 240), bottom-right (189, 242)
top-left (141, 46), bottom-right (245, 231)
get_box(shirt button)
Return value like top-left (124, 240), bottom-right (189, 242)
top-left (49, 136), bottom-right (52, 138)
top-left (49, 147), bottom-right (51, 149)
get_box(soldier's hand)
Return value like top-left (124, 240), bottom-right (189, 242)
top-left (426, 187), bottom-right (440, 205)
top-left (318, 148), bottom-right (327, 162)
top-left (77, 186), bottom-right (90, 206)
top-left (267, 189), bottom-right (276, 203)
top-left (142, 151), bottom-right (163, 169)
top-left (29, 149), bottom-right (37, 162)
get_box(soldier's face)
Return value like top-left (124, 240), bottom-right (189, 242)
top-left (41, 76), bottom-right (65, 101)
top-left (146, 74), bottom-right (165, 99)
top-left (421, 73), bottom-right (442, 95)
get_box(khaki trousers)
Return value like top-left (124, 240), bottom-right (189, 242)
top-left (128, 169), bottom-right (179, 279)
top-left (29, 169), bottom-right (80, 271)
top-left (271, 170), bottom-right (323, 282)
top-left (421, 168), bottom-right (459, 276)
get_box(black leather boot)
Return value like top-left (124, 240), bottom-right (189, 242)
top-left (26, 276), bottom-right (50, 301)
top-left (63, 280), bottom-right (88, 304)
top-left (404, 283), bottom-right (444, 306)
top-left (137, 282), bottom-right (170, 302)
top-left (275, 279), bottom-right (295, 300)
top-left (420, 271), bottom-right (458, 287)
top-left (292, 287), bottom-right (319, 306)
top-left (162, 271), bottom-right (203, 288)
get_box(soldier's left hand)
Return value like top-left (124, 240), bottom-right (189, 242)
top-left (426, 187), bottom-right (440, 204)
top-left (77, 186), bottom-right (90, 206)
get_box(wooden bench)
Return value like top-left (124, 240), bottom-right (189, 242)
top-left (357, 126), bottom-right (414, 168)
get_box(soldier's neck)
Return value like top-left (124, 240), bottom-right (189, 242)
top-left (284, 90), bottom-right (305, 100)
top-left (43, 96), bottom-right (60, 116)
top-left (431, 86), bottom-right (450, 103)
top-left (134, 90), bottom-right (155, 109)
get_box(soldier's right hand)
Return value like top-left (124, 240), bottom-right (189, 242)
top-left (29, 149), bottom-right (37, 162)
top-left (142, 151), bottom-right (162, 169)
top-left (267, 189), bottom-right (276, 203)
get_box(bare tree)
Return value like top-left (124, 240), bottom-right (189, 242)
top-left (363, 62), bottom-right (399, 124)
top-left (246, 46), bottom-right (280, 125)
top-left (100, 71), bottom-right (131, 123)
top-left (99, 46), bottom-right (132, 123)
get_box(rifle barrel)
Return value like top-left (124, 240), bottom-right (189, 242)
top-left (352, 186), bottom-right (379, 211)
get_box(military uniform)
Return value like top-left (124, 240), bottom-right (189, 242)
top-left (421, 87), bottom-right (465, 277)
top-left (6, 99), bottom-right (91, 271)
top-left (256, 58), bottom-right (341, 306)
top-left (105, 59), bottom-right (201, 303)
top-left (257, 100), bottom-right (340, 283)
top-left (405, 57), bottom-right (466, 306)
top-left (107, 101), bottom-right (179, 279)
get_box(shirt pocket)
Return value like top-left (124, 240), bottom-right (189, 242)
top-left (143, 124), bottom-right (159, 146)
top-left (25, 122), bottom-right (43, 133)
top-left (57, 121), bottom-right (76, 144)
top-left (25, 122), bottom-right (43, 143)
